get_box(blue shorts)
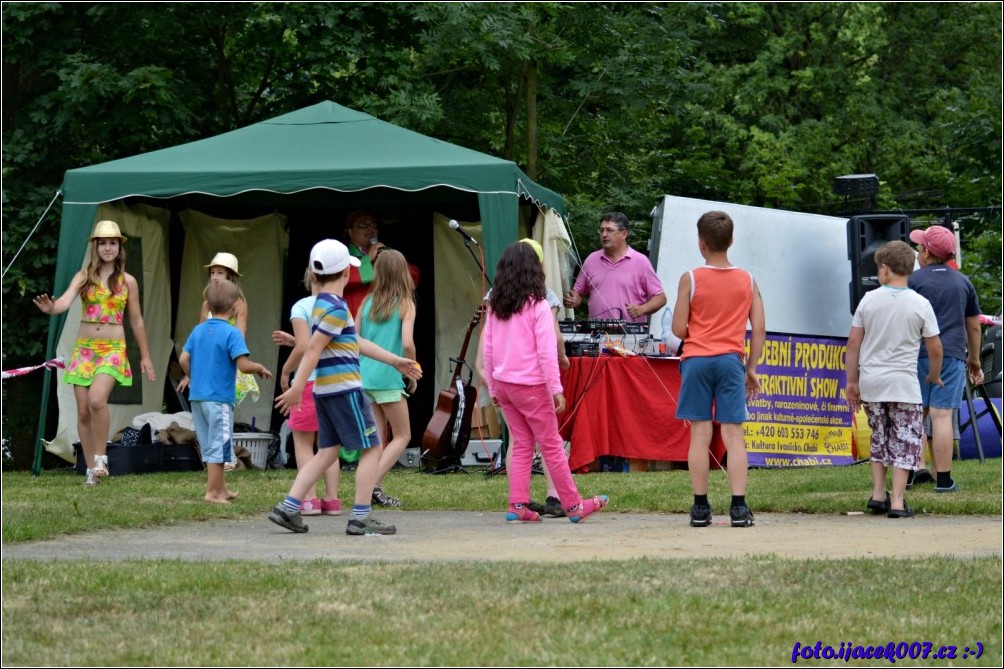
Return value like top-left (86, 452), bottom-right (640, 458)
top-left (918, 357), bottom-right (966, 410)
top-left (676, 353), bottom-right (747, 424)
top-left (315, 389), bottom-right (380, 451)
top-left (191, 400), bottom-right (234, 464)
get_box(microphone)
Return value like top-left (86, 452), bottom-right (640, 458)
top-left (449, 219), bottom-right (479, 246)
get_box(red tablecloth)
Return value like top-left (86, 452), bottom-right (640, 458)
top-left (559, 355), bottom-right (725, 471)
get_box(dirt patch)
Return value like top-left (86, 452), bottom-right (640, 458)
top-left (3, 511), bottom-right (1000, 563)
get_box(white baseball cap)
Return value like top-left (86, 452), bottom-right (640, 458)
top-left (310, 239), bottom-right (360, 275)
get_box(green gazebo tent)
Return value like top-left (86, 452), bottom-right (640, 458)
top-left (36, 101), bottom-right (569, 472)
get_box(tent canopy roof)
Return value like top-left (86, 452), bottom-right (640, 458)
top-left (62, 100), bottom-right (565, 214)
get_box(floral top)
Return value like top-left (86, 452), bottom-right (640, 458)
top-left (82, 282), bottom-right (127, 325)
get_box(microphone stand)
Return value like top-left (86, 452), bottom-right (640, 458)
top-left (461, 238), bottom-right (492, 288)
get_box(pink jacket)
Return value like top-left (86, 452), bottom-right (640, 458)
top-left (483, 298), bottom-right (562, 396)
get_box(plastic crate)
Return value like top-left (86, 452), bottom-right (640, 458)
top-left (233, 432), bottom-right (273, 469)
top-left (73, 441), bottom-right (164, 476)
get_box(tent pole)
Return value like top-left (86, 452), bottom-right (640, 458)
top-left (32, 367), bottom-right (53, 476)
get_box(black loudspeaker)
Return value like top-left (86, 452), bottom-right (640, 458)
top-left (846, 214), bottom-right (910, 313)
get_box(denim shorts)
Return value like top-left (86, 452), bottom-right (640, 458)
top-left (191, 400), bottom-right (234, 464)
top-left (918, 357), bottom-right (966, 410)
top-left (676, 353), bottom-right (747, 424)
top-left (315, 388), bottom-right (380, 452)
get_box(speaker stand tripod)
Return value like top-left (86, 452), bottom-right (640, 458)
top-left (959, 378), bottom-right (1002, 465)
top-left (421, 451), bottom-right (468, 475)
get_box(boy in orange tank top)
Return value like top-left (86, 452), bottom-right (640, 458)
top-left (671, 211), bottom-right (766, 527)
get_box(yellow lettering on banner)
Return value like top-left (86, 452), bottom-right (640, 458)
top-left (759, 373), bottom-right (808, 397)
top-left (810, 377), bottom-right (840, 399)
top-left (794, 342), bottom-right (847, 371)
top-left (758, 339), bottom-right (792, 367)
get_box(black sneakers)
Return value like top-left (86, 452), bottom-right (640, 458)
top-left (689, 503), bottom-right (712, 527)
top-left (906, 468), bottom-right (934, 489)
top-left (268, 505), bottom-right (308, 533)
top-left (527, 500), bottom-right (547, 514)
top-left (543, 496), bottom-right (566, 517)
top-left (372, 486), bottom-right (404, 508)
top-left (729, 504), bottom-right (755, 528)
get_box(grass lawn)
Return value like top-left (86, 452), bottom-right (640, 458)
top-left (2, 461), bottom-right (1001, 666)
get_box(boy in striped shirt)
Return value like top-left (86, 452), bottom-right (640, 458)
top-left (270, 239), bottom-right (421, 535)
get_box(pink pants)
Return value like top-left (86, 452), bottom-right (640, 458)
top-left (493, 379), bottom-right (581, 510)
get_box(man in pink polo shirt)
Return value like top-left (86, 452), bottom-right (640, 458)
top-left (563, 212), bottom-right (666, 323)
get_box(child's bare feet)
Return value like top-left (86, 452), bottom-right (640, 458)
top-left (204, 494), bottom-right (231, 505)
top-left (225, 489), bottom-right (239, 500)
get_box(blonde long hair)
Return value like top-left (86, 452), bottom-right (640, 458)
top-left (79, 238), bottom-right (126, 299)
top-left (366, 249), bottom-right (414, 322)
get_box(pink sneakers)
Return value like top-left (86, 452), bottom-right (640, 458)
top-left (302, 498), bottom-right (341, 515)
top-left (300, 498), bottom-right (322, 516)
top-left (505, 505), bottom-right (542, 523)
top-left (568, 495), bottom-right (609, 523)
top-left (320, 498), bottom-right (342, 516)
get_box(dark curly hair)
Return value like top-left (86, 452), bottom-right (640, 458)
top-left (489, 242), bottom-right (546, 320)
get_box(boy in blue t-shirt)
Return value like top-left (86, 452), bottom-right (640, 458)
top-left (271, 239), bottom-right (422, 535)
top-left (180, 280), bottom-right (272, 504)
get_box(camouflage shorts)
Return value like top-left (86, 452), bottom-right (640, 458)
top-left (864, 401), bottom-right (923, 469)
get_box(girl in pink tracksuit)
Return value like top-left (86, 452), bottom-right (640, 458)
top-left (482, 242), bottom-right (608, 523)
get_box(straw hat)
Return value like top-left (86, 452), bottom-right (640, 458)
top-left (89, 220), bottom-right (127, 242)
top-left (204, 252), bottom-right (242, 277)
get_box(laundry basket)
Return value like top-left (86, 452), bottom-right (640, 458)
top-left (233, 433), bottom-right (274, 469)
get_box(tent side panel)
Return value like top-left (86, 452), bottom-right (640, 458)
top-left (477, 192), bottom-right (519, 280)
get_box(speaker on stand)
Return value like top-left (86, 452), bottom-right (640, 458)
top-left (846, 214), bottom-right (911, 314)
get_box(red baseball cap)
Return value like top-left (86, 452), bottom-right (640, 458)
top-left (909, 225), bottom-right (956, 260)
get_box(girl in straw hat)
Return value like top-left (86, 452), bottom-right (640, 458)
top-left (180, 252), bottom-right (257, 470)
top-left (33, 220), bottom-right (156, 486)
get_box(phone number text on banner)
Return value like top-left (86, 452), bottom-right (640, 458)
top-left (745, 333), bottom-right (853, 467)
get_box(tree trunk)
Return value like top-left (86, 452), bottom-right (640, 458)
top-left (526, 59), bottom-right (539, 180)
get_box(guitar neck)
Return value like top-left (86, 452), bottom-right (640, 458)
top-left (451, 303), bottom-right (485, 384)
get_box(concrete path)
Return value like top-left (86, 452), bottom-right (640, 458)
top-left (3, 511), bottom-right (1001, 563)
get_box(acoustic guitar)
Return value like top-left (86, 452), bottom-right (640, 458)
top-left (421, 304), bottom-right (484, 473)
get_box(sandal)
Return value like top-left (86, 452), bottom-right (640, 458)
top-left (888, 503), bottom-right (915, 519)
top-left (866, 492), bottom-right (890, 514)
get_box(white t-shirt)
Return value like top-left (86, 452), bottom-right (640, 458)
top-left (851, 285), bottom-right (940, 403)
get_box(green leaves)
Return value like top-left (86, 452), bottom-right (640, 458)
top-left (1, 2), bottom-right (1000, 374)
